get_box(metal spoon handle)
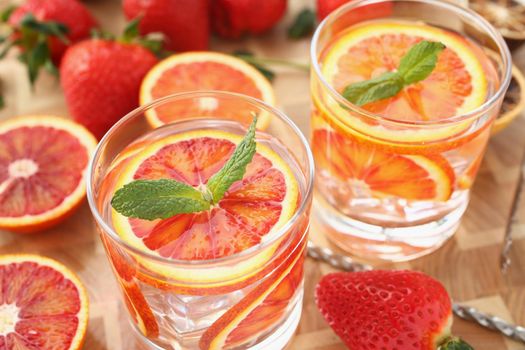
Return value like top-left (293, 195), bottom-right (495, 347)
top-left (307, 241), bottom-right (525, 344)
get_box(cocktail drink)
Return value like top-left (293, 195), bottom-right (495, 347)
top-left (311, 0), bottom-right (512, 260)
top-left (87, 92), bottom-right (314, 349)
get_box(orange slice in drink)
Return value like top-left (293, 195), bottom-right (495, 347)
top-left (313, 129), bottom-right (455, 201)
top-left (140, 52), bottom-right (275, 129)
top-left (317, 21), bottom-right (489, 143)
top-left (200, 241), bottom-right (306, 350)
top-left (111, 129), bottom-right (299, 289)
top-left (0, 116), bottom-right (97, 233)
top-left (0, 254), bottom-right (89, 350)
top-left (100, 234), bottom-right (159, 337)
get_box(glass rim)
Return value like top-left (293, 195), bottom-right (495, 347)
top-left (310, 0), bottom-right (513, 126)
top-left (86, 90), bottom-right (315, 267)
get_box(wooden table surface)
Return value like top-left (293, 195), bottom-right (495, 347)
top-left (1, 0), bottom-right (524, 349)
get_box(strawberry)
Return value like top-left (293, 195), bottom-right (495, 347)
top-left (315, 270), bottom-right (473, 350)
top-left (1, 0), bottom-right (97, 83)
top-left (211, 0), bottom-right (287, 39)
top-left (60, 31), bottom-right (158, 138)
top-left (316, 0), bottom-right (393, 21)
top-left (123, 0), bottom-right (209, 51)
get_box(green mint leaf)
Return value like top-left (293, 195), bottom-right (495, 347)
top-left (397, 41), bottom-right (445, 85)
top-left (206, 116), bottom-right (258, 203)
top-left (342, 40), bottom-right (445, 106)
top-left (111, 179), bottom-right (210, 220)
top-left (233, 50), bottom-right (276, 82)
top-left (342, 72), bottom-right (403, 106)
top-left (0, 94), bottom-right (4, 110)
top-left (288, 8), bottom-right (316, 39)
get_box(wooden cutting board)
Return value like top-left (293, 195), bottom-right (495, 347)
top-left (0, 0), bottom-right (524, 349)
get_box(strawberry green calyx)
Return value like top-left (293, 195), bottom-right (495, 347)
top-left (119, 18), bottom-right (165, 58)
top-left (438, 336), bottom-right (474, 350)
top-left (1, 12), bottom-right (69, 84)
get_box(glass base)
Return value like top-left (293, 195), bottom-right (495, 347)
top-left (130, 294), bottom-right (303, 350)
top-left (314, 197), bottom-right (468, 262)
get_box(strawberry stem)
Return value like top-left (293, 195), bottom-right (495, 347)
top-left (438, 336), bottom-right (474, 350)
top-left (235, 54), bottom-right (310, 72)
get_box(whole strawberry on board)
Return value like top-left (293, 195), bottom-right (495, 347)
top-left (0, 0), bottom-right (97, 84)
top-left (123, 0), bottom-right (209, 51)
top-left (60, 22), bottom-right (159, 139)
top-left (316, 270), bottom-right (474, 350)
top-left (316, 0), bottom-right (393, 21)
top-left (212, 0), bottom-right (287, 39)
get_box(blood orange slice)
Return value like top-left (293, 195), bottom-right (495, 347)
top-left (140, 52), bottom-right (275, 129)
top-left (199, 241), bottom-right (306, 350)
top-left (313, 129), bottom-right (455, 201)
top-left (100, 234), bottom-right (159, 338)
top-left (0, 254), bottom-right (89, 350)
top-left (0, 116), bottom-right (97, 233)
top-left (111, 129), bottom-right (299, 287)
top-left (317, 21), bottom-right (489, 143)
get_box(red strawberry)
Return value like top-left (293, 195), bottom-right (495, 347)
top-left (123, 0), bottom-right (209, 51)
top-left (60, 40), bottom-right (158, 139)
top-left (211, 0), bottom-right (287, 39)
top-left (316, 270), bottom-right (473, 350)
top-left (3, 0), bottom-right (97, 82)
top-left (316, 0), bottom-right (393, 21)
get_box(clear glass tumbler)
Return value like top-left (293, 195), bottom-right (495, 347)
top-left (87, 91), bottom-right (314, 349)
top-left (310, 0), bottom-right (512, 261)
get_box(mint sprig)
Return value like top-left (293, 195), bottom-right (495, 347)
top-left (343, 40), bottom-right (445, 106)
top-left (206, 116), bottom-right (257, 203)
top-left (111, 179), bottom-right (210, 220)
top-left (111, 117), bottom-right (258, 220)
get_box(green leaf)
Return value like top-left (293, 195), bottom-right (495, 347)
top-left (111, 179), bottom-right (210, 220)
top-left (0, 6), bottom-right (16, 23)
top-left (342, 72), bottom-right (403, 106)
top-left (0, 95), bottom-right (4, 110)
top-left (123, 17), bottom-right (141, 42)
top-left (0, 40), bottom-right (16, 59)
top-left (341, 40), bottom-right (445, 106)
top-left (233, 50), bottom-right (275, 82)
top-left (288, 8), bottom-right (316, 39)
top-left (206, 116), bottom-right (258, 203)
top-left (438, 336), bottom-right (474, 350)
top-left (44, 59), bottom-right (59, 76)
top-left (397, 40), bottom-right (446, 85)
top-left (24, 37), bottom-right (49, 84)
top-left (19, 14), bottom-right (70, 44)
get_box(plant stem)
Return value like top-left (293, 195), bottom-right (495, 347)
top-left (237, 55), bottom-right (310, 72)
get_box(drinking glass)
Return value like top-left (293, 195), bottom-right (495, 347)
top-left (310, 0), bottom-right (512, 261)
top-left (87, 91), bottom-right (314, 349)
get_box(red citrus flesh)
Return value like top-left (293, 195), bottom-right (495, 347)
top-left (141, 52), bottom-right (275, 129)
top-left (313, 129), bottom-right (455, 201)
top-left (0, 255), bottom-right (88, 350)
top-left (112, 132), bottom-right (299, 262)
top-left (0, 116), bottom-right (97, 233)
top-left (199, 241), bottom-right (306, 350)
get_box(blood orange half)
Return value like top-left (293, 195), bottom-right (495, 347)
top-left (0, 254), bottom-right (89, 350)
top-left (111, 129), bottom-right (299, 287)
top-left (313, 129), bottom-right (455, 201)
top-left (317, 21), bottom-right (490, 143)
top-left (140, 52), bottom-right (275, 130)
top-left (0, 116), bottom-right (97, 233)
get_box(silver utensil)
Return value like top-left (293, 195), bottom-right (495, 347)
top-left (307, 241), bottom-right (525, 344)
top-left (500, 153), bottom-right (525, 273)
